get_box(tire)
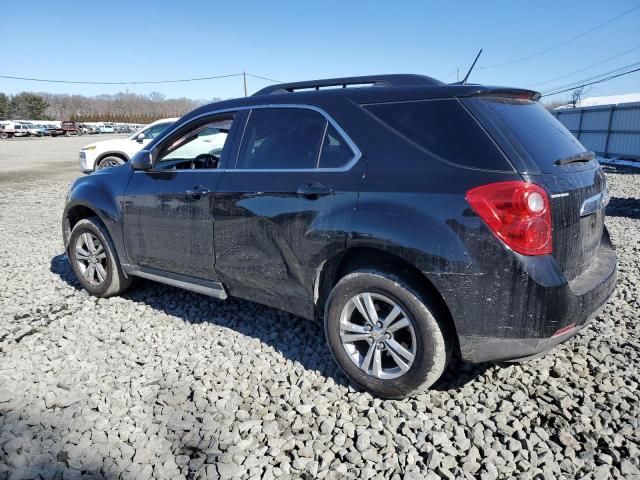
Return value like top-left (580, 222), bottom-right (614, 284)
top-left (68, 216), bottom-right (132, 297)
top-left (97, 156), bottom-right (125, 169)
top-left (0, 132), bottom-right (8, 139)
top-left (324, 268), bottom-right (451, 399)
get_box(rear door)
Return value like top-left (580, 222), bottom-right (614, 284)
top-left (213, 106), bottom-right (364, 318)
top-left (465, 96), bottom-right (608, 280)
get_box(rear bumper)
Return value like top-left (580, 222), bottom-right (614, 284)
top-left (458, 304), bottom-right (604, 363)
top-left (434, 228), bottom-right (617, 363)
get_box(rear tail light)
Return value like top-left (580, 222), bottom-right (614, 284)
top-left (466, 181), bottom-right (552, 256)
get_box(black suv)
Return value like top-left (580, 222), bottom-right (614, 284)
top-left (62, 75), bottom-right (617, 398)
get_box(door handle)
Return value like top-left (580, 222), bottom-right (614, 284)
top-left (186, 185), bottom-right (210, 198)
top-left (297, 183), bottom-right (333, 198)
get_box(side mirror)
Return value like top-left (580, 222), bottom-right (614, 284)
top-left (136, 132), bottom-right (145, 143)
top-left (130, 150), bottom-right (153, 171)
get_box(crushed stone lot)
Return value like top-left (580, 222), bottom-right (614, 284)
top-left (0, 137), bottom-right (639, 480)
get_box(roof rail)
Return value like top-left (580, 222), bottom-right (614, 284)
top-left (253, 74), bottom-right (443, 96)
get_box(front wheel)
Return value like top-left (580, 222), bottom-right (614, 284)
top-left (68, 217), bottom-right (131, 297)
top-left (324, 269), bottom-right (451, 399)
top-left (97, 156), bottom-right (125, 169)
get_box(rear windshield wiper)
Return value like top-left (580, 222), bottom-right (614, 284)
top-left (554, 151), bottom-right (596, 166)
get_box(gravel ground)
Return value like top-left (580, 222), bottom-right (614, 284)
top-left (0, 138), bottom-right (639, 480)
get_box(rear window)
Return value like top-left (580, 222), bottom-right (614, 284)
top-left (469, 97), bottom-right (587, 172)
top-left (364, 99), bottom-right (510, 171)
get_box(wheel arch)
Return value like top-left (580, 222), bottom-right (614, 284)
top-left (96, 151), bottom-right (129, 166)
top-left (63, 203), bottom-right (108, 250)
top-left (315, 246), bottom-right (460, 351)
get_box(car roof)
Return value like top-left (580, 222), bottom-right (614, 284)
top-left (179, 74), bottom-right (540, 123)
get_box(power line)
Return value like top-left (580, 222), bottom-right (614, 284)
top-left (541, 61), bottom-right (640, 94)
top-left (0, 72), bottom-right (282, 85)
top-left (480, 3), bottom-right (640, 69)
top-left (529, 45), bottom-right (640, 87)
top-left (541, 66), bottom-right (640, 97)
top-left (246, 73), bottom-right (282, 83)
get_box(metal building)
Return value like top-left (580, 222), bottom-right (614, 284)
top-left (552, 102), bottom-right (640, 159)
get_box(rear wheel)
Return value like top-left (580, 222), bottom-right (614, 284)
top-left (97, 156), bottom-right (125, 169)
top-left (68, 217), bottom-right (131, 297)
top-left (324, 269), bottom-right (450, 398)
top-left (0, 132), bottom-right (8, 139)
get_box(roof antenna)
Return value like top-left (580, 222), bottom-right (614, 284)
top-left (461, 49), bottom-right (483, 85)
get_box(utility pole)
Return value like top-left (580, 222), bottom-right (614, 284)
top-left (243, 71), bottom-right (247, 97)
top-left (457, 67), bottom-right (459, 82)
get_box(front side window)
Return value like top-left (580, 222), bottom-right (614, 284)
top-left (155, 116), bottom-right (233, 170)
top-left (236, 108), bottom-right (326, 169)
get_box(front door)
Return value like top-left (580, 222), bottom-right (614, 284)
top-left (122, 115), bottom-right (238, 281)
top-left (213, 106), bottom-right (364, 318)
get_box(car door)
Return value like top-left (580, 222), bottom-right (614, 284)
top-left (122, 113), bottom-right (240, 282)
top-left (213, 106), bottom-right (365, 319)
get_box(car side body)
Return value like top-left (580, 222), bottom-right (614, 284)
top-left (63, 75), bottom-right (617, 395)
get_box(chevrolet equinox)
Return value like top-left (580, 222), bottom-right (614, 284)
top-left (62, 75), bottom-right (617, 398)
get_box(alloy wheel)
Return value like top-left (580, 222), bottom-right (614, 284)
top-left (74, 232), bottom-right (108, 286)
top-left (339, 292), bottom-right (417, 379)
top-left (99, 159), bottom-right (123, 169)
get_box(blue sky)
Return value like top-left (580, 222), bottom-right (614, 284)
top-left (1, 1), bottom-right (639, 102)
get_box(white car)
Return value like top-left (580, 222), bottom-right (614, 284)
top-left (79, 118), bottom-right (177, 172)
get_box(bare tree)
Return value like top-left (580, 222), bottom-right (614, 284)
top-left (30, 91), bottom-right (219, 122)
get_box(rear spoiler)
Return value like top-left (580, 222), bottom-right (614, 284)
top-left (452, 85), bottom-right (541, 102)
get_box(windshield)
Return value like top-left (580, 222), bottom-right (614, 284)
top-left (469, 97), bottom-right (590, 173)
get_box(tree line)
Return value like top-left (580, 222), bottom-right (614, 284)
top-left (0, 91), bottom-right (219, 123)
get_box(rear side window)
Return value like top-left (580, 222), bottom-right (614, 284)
top-left (468, 97), bottom-right (587, 173)
top-left (237, 108), bottom-right (326, 169)
top-left (364, 99), bottom-right (510, 170)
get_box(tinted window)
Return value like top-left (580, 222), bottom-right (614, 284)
top-left (364, 99), bottom-right (509, 170)
top-left (319, 123), bottom-right (354, 168)
top-left (237, 108), bottom-right (325, 169)
top-left (470, 98), bottom-right (588, 173)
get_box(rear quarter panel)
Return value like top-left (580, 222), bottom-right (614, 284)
top-left (340, 102), bottom-right (527, 338)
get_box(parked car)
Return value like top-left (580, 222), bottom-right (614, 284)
top-left (77, 124), bottom-right (92, 135)
top-left (62, 75), bottom-right (617, 398)
top-left (79, 118), bottom-right (177, 172)
top-left (100, 125), bottom-right (115, 134)
top-left (83, 124), bottom-right (101, 134)
top-left (50, 121), bottom-right (82, 137)
top-left (44, 125), bottom-right (60, 136)
top-left (35, 124), bottom-right (52, 136)
top-left (0, 121), bottom-right (31, 138)
top-left (23, 123), bottom-right (46, 137)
